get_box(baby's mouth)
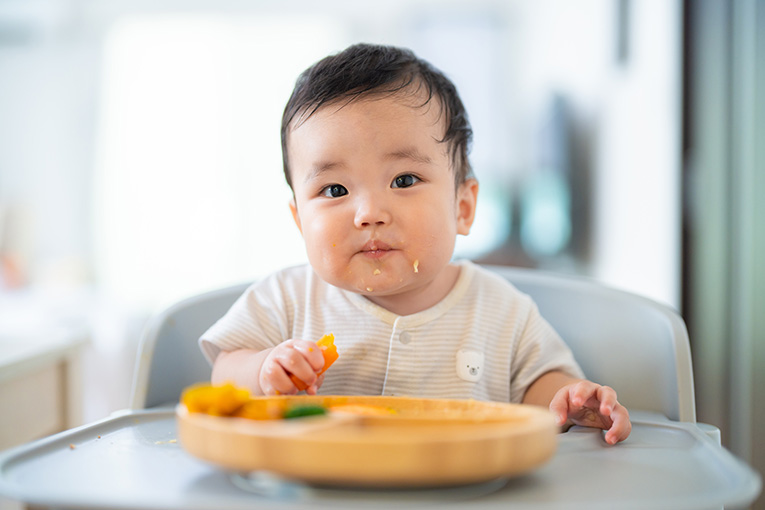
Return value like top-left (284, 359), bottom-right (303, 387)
top-left (359, 240), bottom-right (393, 258)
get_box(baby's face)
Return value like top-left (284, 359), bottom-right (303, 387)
top-left (287, 92), bottom-right (477, 313)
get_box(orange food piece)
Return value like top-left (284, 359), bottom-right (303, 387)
top-left (232, 399), bottom-right (286, 420)
top-left (181, 382), bottom-right (289, 420)
top-left (289, 333), bottom-right (339, 391)
top-left (181, 383), bottom-right (250, 416)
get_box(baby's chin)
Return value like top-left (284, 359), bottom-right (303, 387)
top-left (349, 278), bottom-right (409, 297)
top-left (320, 270), bottom-right (411, 297)
top-left (313, 255), bottom-right (427, 293)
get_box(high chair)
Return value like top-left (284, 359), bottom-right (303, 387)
top-left (3, 265), bottom-right (760, 510)
top-left (129, 264), bottom-right (695, 422)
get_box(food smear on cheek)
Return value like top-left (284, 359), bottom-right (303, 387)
top-left (413, 259), bottom-right (419, 273)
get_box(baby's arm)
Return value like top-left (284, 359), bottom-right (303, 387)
top-left (211, 339), bottom-right (326, 396)
top-left (522, 371), bottom-right (632, 444)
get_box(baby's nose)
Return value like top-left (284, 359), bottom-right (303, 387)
top-left (354, 196), bottom-right (392, 228)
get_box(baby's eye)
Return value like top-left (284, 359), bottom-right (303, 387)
top-left (321, 184), bottom-right (348, 198)
top-left (391, 174), bottom-right (420, 189)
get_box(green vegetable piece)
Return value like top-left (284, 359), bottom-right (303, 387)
top-left (283, 404), bottom-right (328, 419)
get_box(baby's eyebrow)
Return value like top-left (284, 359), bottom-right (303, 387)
top-left (384, 147), bottom-right (432, 165)
top-left (305, 160), bottom-right (345, 182)
top-left (303, 147), bottom-right (431, 183)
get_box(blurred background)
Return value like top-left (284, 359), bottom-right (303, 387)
top-left (0, 0), bottom-right (762, 506)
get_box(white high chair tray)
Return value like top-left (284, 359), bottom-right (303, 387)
top-left (0, 409), bottom-right (760, 510)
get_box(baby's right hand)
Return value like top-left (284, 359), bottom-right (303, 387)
top-left (259, 339), bottom-right (326, 396)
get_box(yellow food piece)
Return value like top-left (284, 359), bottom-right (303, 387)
top-left (181, 383), bottom-right (251, 416)
top-left (181, 383), bottom-right (285, 420)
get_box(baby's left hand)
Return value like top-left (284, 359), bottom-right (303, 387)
top-left (549, 380), bottom-right (631, 444)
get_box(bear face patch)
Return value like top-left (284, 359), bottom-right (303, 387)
top-left (456, 349), bottom-right (484, 382)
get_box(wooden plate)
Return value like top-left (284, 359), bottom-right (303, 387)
top-left (177, 395), bottom-right (557, 487)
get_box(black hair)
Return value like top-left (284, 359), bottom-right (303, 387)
top-left (280, 43), bottom-right (474, 190)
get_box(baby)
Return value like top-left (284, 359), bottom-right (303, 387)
top-left (200, 43), bottom-right (631, 444)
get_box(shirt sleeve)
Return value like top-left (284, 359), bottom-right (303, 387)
top-left (509, 300), bottom-right (585, 403)
top-left (198, 273), bottom-right (292, 365)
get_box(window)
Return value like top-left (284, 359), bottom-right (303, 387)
top-left (96, 15), bottom-right (346, 308)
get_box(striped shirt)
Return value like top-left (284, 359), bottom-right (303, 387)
top-left (199, 260), bottom-right (584, 403)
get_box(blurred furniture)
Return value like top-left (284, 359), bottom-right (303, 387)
top-left (0, 328), bottom-right (88, 450)
top-left (489, 265), bottom-right (695, 422)
top-left (129, 281), bottom-right (249, 409)
top-left (130, 265), bottom-right (695, 422)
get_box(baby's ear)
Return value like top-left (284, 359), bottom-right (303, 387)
top-left (456, 179), bottom-right (479, 235)
top-left (289, 197), bottom-right (303, 235)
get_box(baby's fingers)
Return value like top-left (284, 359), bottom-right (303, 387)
top-left (260, 357), bottom-right (298, 395)
top-left (603, 404), bottom-right (631, 444)
top-left (275, 349), bottom-right (318, 388)
top-left (549, 387), bottom-right (571, 426)
top-left (291, 339), bottom-right (328, 372)
top-left (305, 373), bottom-right (326, 396)
top-left (261, 341), bottom-right (320, 394)
top-left (595, 385), bottom-right (619, 416)
top-left (569, 380), bottom-right (603, 407)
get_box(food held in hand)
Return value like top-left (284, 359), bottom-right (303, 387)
top-left (289, 333), bottom-right (339, 391)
